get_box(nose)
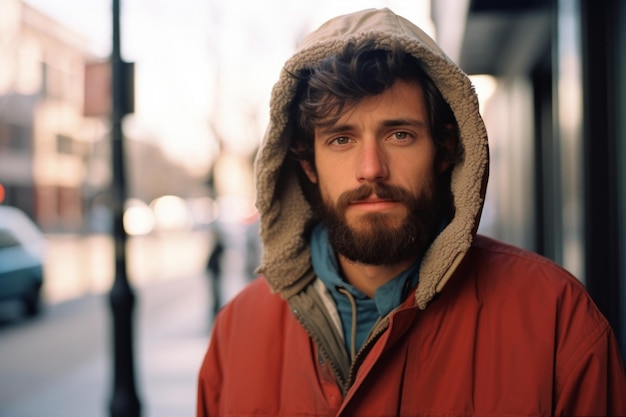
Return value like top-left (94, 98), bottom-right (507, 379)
top-left (356, 141), bottom-right (389, 182)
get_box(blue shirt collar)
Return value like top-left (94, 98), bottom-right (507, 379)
top-left (310, 223), bottom-right (421, 318)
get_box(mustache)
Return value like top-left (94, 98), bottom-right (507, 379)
top-left (336, 183), bottom-right (414, 212)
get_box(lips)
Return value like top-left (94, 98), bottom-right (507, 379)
top-left (336, 183), bottom-right (412, 212)
top-left (350, 196), bottom-right (394, 205)
top-left (348, 196), bottom-right (400, 212)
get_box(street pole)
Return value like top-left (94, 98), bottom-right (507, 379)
top-left (109, 0), bottom-right (140, 416)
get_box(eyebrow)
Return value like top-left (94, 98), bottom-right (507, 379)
top-left (316, 118), bottom-right (428, 135)
top-left (380, 118), bottom-right (428, 129)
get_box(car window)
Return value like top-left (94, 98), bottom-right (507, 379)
top-left (0, 206), bottom-right (43, 245)
top-left (0, 228), bottom-right (21, 249)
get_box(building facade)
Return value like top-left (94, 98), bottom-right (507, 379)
top-left (0, 0), bottom-right (109, 233)
top-left (431, 0), bottom-right (626, 360)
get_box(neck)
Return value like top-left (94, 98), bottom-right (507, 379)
top-left (337, 254), bottom-right (417, 298)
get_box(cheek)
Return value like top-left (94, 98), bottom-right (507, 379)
top-left (400, 157), bottom-right (437, 186)
top-left (314, 161), bottom-right (348, 198)
top-left (316, 179), bottom-right (337, 205)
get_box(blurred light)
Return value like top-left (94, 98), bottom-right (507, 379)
top-left (432, 0), bottom-right (470, 62)
top-left (217, 195), bottom-right (257, 223)
top-left (123, 198), bottom-right (154, 235)
top-left (470, 74), bottom-right (498, 113)
top-left (187, 197), bottom-right (219, 227)
top-left (150, 195), bottom-right (192, 232)
top-left (0, 183), bottom-right (5, 203)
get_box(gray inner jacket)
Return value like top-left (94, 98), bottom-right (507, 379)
top-left (253, 7), bottom-right (490, 392)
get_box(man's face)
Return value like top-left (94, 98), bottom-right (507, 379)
top-left (300, 80), bottom-right (452, 266)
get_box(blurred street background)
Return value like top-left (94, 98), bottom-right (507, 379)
top-left (0, 226), bottom-right (254, 417)
top-left (1, 0), bottom-right (625, 415)
top-left (0, 1), bottom-right (435, 415)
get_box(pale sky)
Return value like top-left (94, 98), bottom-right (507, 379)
top-left (24, 0), bottom-right (435, 176)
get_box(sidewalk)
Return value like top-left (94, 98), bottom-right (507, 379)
top-left (2, 272), bottom-right (216, 417)
top-left (135, 271), bottom-right (214, 417)
top-left (1, 228), bottom-right (254, 417)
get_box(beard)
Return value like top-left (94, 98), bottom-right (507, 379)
top-left (315, 181), bottom-right (449, 266)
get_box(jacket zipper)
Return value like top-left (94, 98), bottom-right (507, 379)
top-left (290, 305), bottom-right (350, 392)
top-left (346, 315), bottom-right (390, 387)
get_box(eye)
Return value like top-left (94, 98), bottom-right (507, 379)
top-left (388, 131), bottom-right (414, 142)
top-left (330, 136), bottom-right (351, 145)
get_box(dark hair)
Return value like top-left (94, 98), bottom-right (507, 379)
top-left (289, 38), bottom-right (463, 168)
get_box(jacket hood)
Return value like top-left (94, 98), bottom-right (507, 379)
top-left (254, 8), bottom-right (489, 309)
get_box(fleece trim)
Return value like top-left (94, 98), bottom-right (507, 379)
top-left (254, 8), bottom-right (489, 309)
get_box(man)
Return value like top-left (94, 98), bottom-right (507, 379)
top-left (197, 8), bottom-right (626, 416)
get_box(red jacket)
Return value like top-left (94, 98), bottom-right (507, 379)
top-left (198, 9), bottom-right (626, 416)
top-left (197, 236), bottom-right (626, 416)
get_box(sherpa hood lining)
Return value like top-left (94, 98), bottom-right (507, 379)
top-left (254, 8), bottom-right (489, 309)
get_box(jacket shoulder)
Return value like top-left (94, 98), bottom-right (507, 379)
top-left (217, 277), bottom-right (287, 324)
top-left (468, 234), bottom-right (584, 288)
top-left (454, 234), bottom-right (609, 349)
top-left (472, 234), bottom-right (563, 264)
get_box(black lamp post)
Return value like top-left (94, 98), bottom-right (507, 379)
top-left (108, 0), bottom-right (140, 416)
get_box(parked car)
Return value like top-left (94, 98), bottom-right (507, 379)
top-left (0, 205), bottom-right (45, 317)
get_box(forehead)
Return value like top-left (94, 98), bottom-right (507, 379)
top-left (315, 80), bottom-right (428, 128)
